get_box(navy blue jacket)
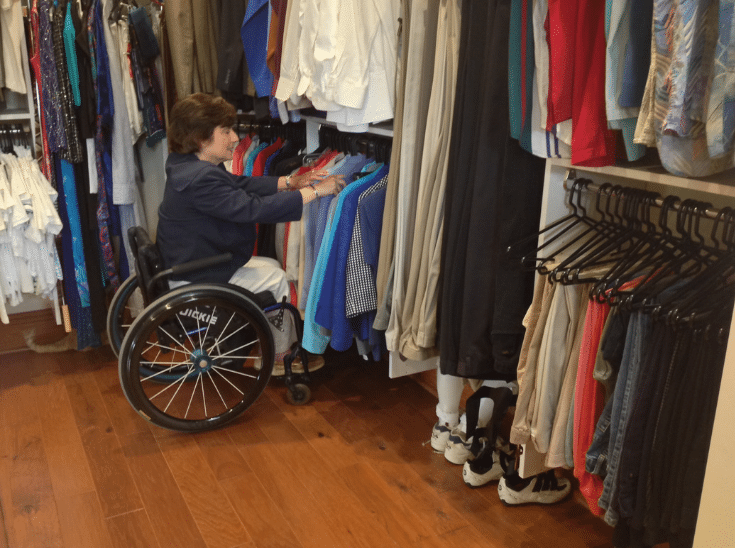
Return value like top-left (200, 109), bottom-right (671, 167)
top-left (156, 153), bottom-right (303, 283)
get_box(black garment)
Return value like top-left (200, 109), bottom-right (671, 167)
top-left (615, 321), bottom-right (673, 521)
top-left (215, 0), bottom-right (249, 96)
top-left (615, 314), bottom-right (731, 548)
top-left (52, 0), bottom-right (84, 163)
top-left (439, 0), bottom-right (545, 379)
top-left (72, 0), bottom-right (96, 139)
top-left (74, 160), bottom-right (107, 332)
top-left (156, 153), bottom-right (303, 283)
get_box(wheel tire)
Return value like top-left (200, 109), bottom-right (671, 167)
top-left (286, 383), bottom-right (311, 406)
top-left (107, 275), bottom-right (142, 357)
top-left (118, 284), bottom-right (275, 432)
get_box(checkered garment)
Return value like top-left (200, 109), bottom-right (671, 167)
top-left (345, 174), bottom-right (388, 318)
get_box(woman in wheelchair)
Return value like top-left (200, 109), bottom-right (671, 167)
top-left (111, 93), bottom-right (344, 431)
top-left (156, 93), bottom-right (343, 368)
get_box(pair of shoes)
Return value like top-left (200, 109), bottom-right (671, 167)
top-left (462, 438), bottom-right (514, 488)
top-left (497, 470), bottom-right (571, 505)
top-left (430, 421), bottom-right (453, 452)
top-left (444, 427), bottom-right (473, 465)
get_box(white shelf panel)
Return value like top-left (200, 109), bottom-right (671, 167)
top-left (301, 115), bottom-right (394, 137)
top-left (548, 158), bottom-right (735, 200)
top-left (0, 110), bottom-right (33, 121)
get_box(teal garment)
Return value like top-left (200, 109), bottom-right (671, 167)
top-left (605, 0), bottom-right (645, 161)
top-left (302, 166), bottom-right (386, 354)
top-left (60, 159), bottom-right (90, 306)
top-left (63, 1), bottom-right (82, 107)
top-left (244, 142), bottom-right (269, 176)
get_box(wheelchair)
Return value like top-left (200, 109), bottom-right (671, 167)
top-left (107, 227), bottom-right (314, 433)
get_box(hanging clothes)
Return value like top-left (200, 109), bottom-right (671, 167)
top-left (439, 0), bottom-right (546, 380)
top-left (0, 0), bottom-right (26, 95)
top-left (508, 180), bottom-right (735, 547)
top-left (0, 154), bottom-right (63, 324)
top-left (393, 0), bottom-right (461, 362)
top-left (164, 0), bottom-right (218, 98)
top-left (383, 0), bottom-right (441, 355)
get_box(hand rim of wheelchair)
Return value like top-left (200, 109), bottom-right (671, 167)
top-left (118, 284), bottom-right (276, 432)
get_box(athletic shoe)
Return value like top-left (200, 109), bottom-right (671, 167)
top-left (444, 427), bottom-right (473, 465)
top-left (497, 470), bottom-right (571, 505)
top-left (430, 421), bottom-right (454, 453)
top-left (462, 439), bottom-right (514, 488)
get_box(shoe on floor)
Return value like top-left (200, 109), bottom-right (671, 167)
top-left (462, 439), bottom-right (513, 488)
top-left (255, 353), bottom-right (325, 376)
top-left (497, 470), bottom-right (571, 505)
top-left (444, 427), bottom-right (473, 465)
top-left (272, 354), bottom-right (325, 377)
top-left (430, 421), bottom-right (454, 453)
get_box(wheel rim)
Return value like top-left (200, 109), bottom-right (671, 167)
top-left (108, 275), bottom-right (143, 357)
top-left (123, 294), bottom-right (273, 428)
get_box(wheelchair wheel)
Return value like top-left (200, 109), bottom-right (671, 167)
top-left (107, 275), bottom-right (142, 357)
top-left (118, 284), bottom-right (275, 432)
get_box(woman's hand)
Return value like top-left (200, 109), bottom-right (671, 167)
top-left (298, 174), bottom-right (346, 204)
top-left (281, 169), bottom-right (330, 190)
top-left (312, 174), bottom-right (346, 197)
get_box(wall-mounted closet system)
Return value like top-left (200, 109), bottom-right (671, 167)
top-left (516, 159), bottom-right (735, 548)
top-left (0, 0), bottom-right (36, 159)
top-left (1, 0), bottom-right (165, 351)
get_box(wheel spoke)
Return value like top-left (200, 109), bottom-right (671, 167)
top-left (206, 370), bottom-right (229, 409)
top-left (150, 367), bottom-right (193, 410)
top-left (211, 364), bottom-right (258, 380)
top-left (200, 305), bottom-right (216, 351)
top-left (211, 366), bottom-right (247, 394)
top-left (207, 353), bottom-right (258, 360)
top-left (157, 324), bottom-right (194, 355)
top-left (141, 359), bottom-right (191, 381)
top-left (206, 313), bottom-right (251, 353)
top-left (185, 372), bottom-right (202, 418)
top-left (174, 315), bottom-right (199, 352)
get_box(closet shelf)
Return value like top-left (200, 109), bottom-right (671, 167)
top-left (301, 115), bottom-right (394, 137)
top-left (0, 110), bottom-right (33, 122)
top-left (548, 158), bottom-right (735, 200)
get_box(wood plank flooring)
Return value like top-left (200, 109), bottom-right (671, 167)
top-left (0, 346), bottom-right (622, 548)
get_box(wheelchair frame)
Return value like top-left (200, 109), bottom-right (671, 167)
top-left (108, 227), bottom-right (314, 432)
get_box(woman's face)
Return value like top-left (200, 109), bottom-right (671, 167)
top-left (197, 125), bottom-right (239, 164)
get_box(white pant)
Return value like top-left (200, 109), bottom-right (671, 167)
top-left (171, 256), bottom-right (295, 355)
top-left (169, 256), bottom-right (290, 300)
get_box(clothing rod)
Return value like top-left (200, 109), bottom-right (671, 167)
top-left (563, 170), bottom-right (724, 221)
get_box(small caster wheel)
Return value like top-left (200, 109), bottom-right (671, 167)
top-left (287, 383), bottom-right (311, 406)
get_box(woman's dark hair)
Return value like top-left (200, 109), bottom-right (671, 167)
top-left (167, 93), bottom-right (237, 154)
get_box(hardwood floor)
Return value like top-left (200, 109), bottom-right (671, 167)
top-left (0, 345), bottom-right (619, 548)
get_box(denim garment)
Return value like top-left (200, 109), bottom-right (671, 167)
top-left (615, 321), bottom-right (675, 520)
top-left (598, 311), bottom-right (652, 525)
top-left (585, 309), bottom-right (630, 476)
top-left (586, 394), bottom-right (613, 477)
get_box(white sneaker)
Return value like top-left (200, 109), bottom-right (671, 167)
top-left (444, 427), bottom-right (473, 465)
top-left (430, 421), bottom-right (454, 452)
top-left (462, 439), bottom-right (513, 488)
top-left (497, 470), bottom-right (571, 505)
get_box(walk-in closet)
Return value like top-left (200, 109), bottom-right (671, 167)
top-left (1, 0), bottom-right (733, 547)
